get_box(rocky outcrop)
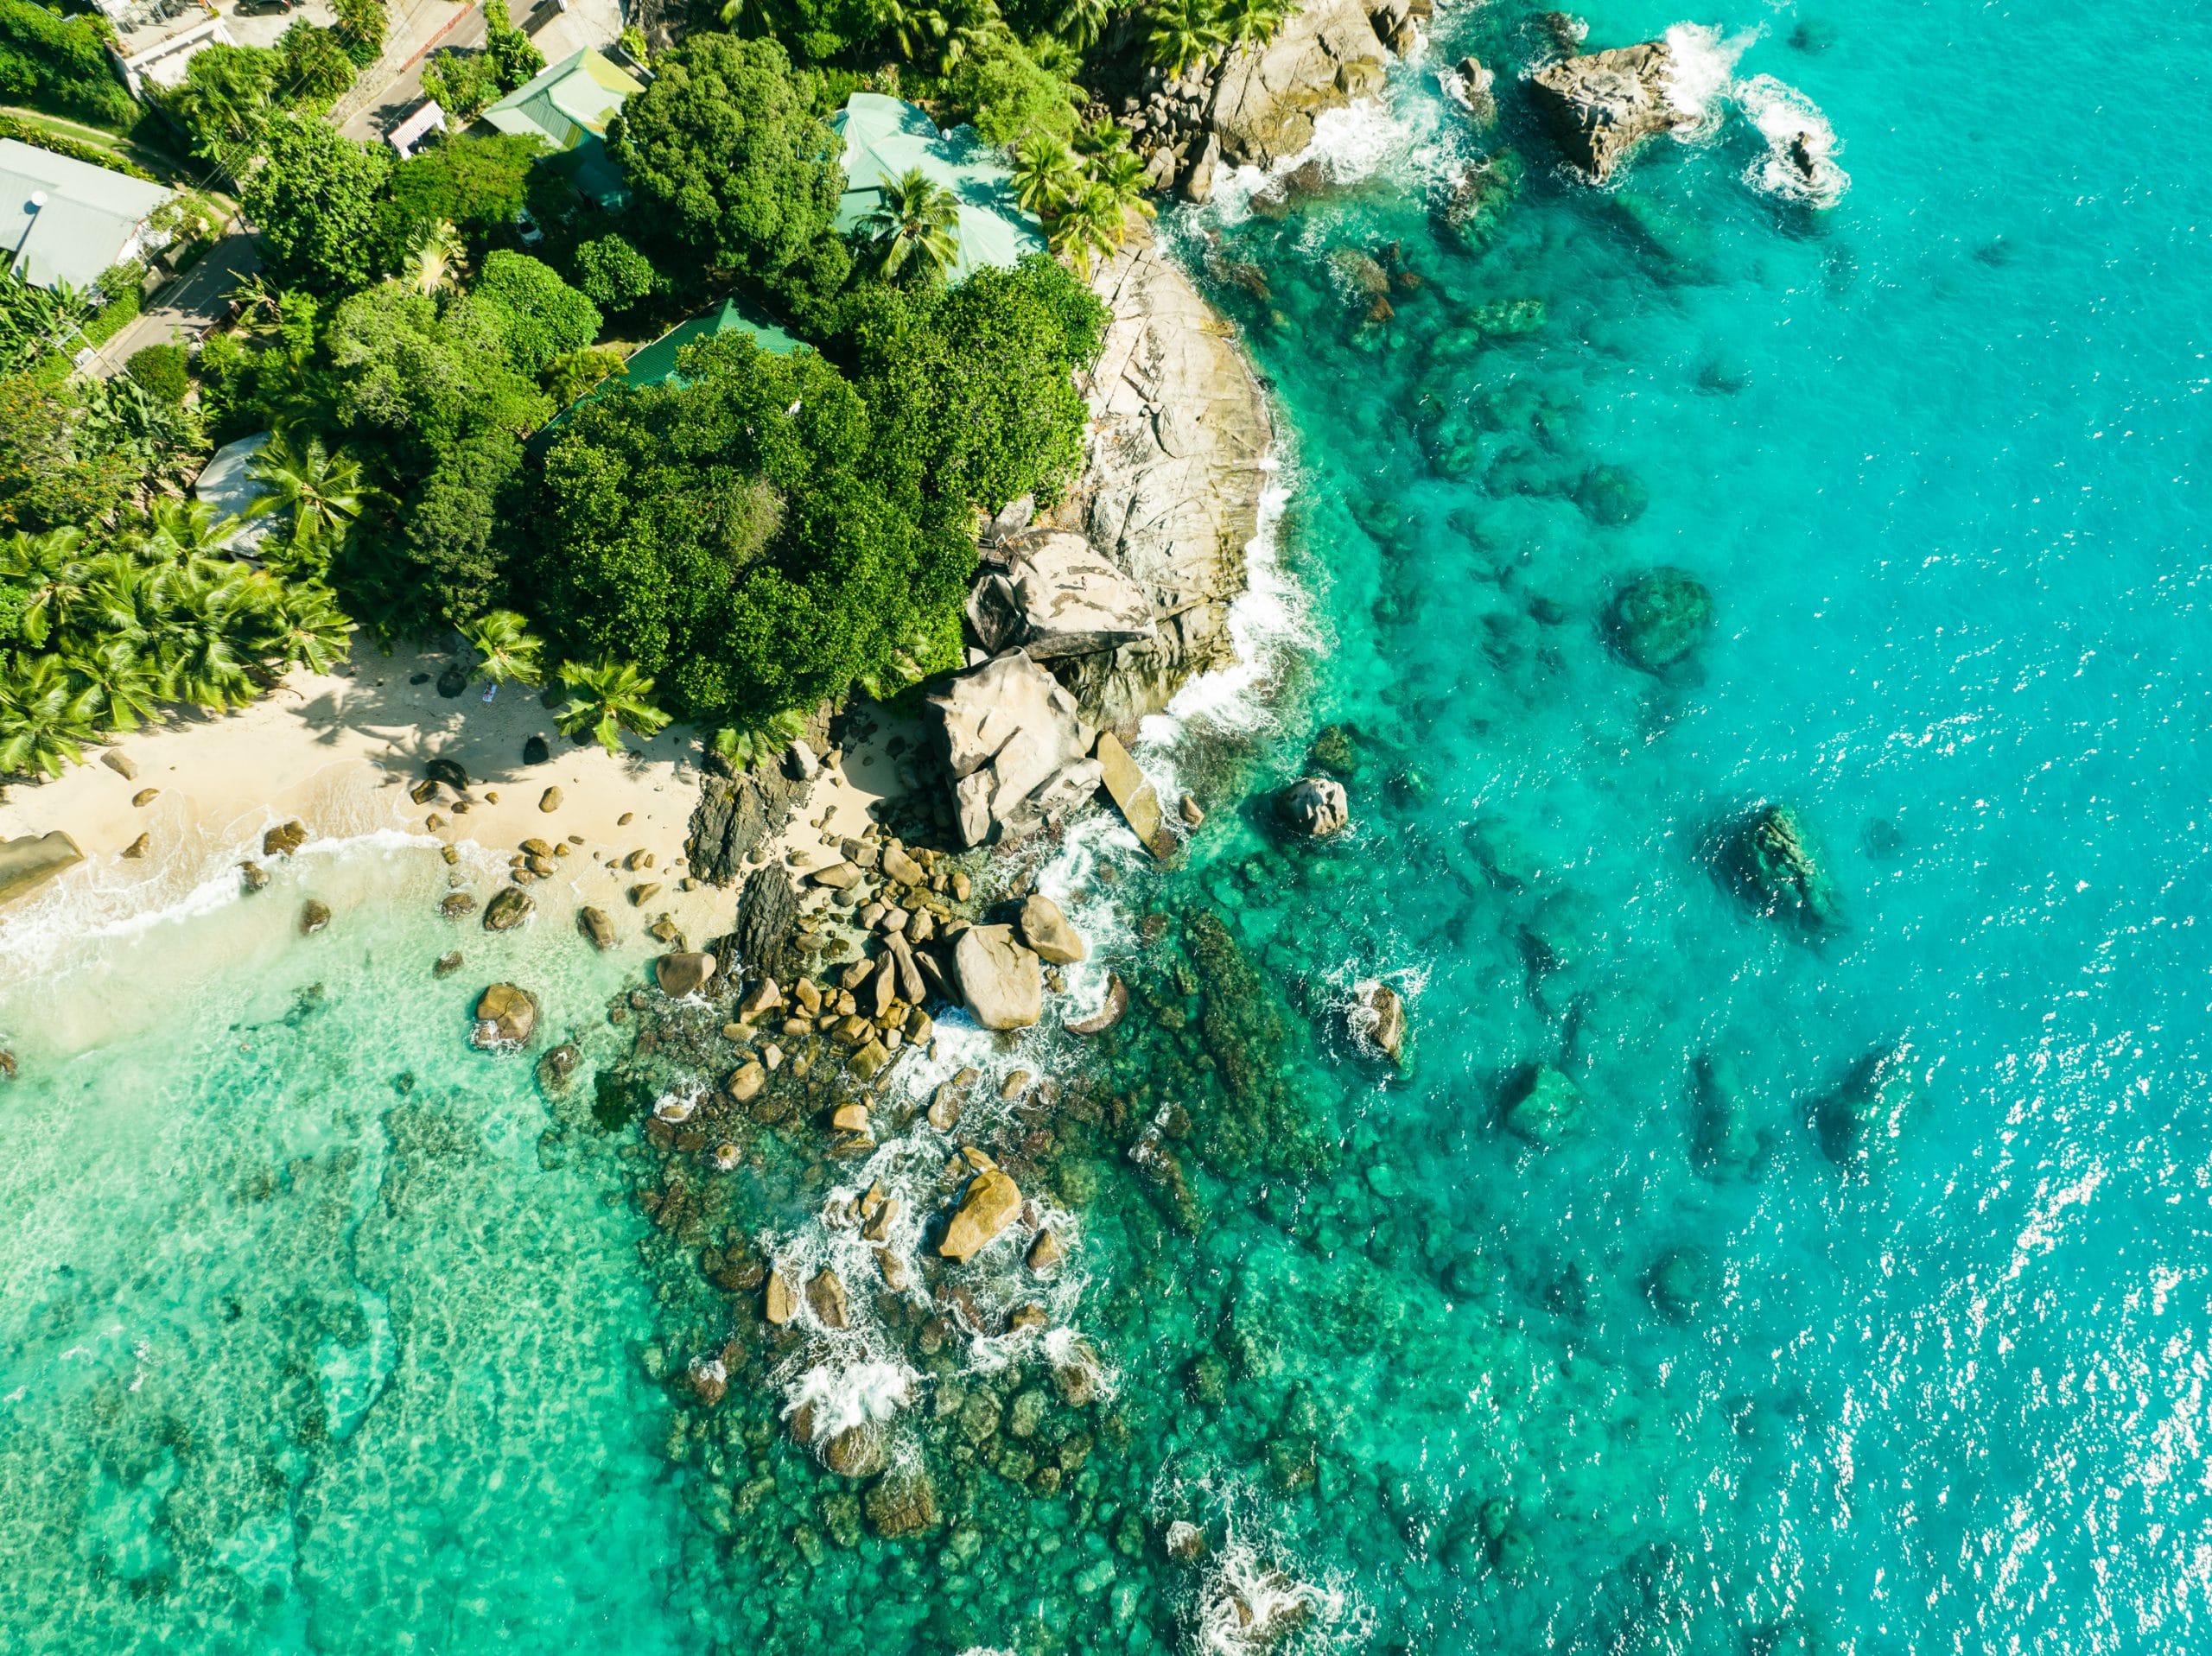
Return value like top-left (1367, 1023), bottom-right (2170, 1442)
top-left (1529, 39), bottom-right (1694, 181)
top-left (1605, 568), bottom-right (1714, 674)
top-left (1351, 979), bottom-right (1407, 1065)
top-left (1727, 803), bottom-right (1840, 932)
top-left (1046, 234), bottom-right (1274, 731)
top-left (1207, 0), bottom-right (1391, 167)
top-left (1276, 776), bottom-right (1350, 839)
top-left (930, 651), bottom-right (1102, 847)
top-left (733, 865), bottom-right (799, 981)
top-left (686, 764), bottom-right (805, 886)
top-left (472, 982), bottom-right (537, 1048)
top-left (951, 924), bottom-right (1043, 1030)
top-left (0, 830), bottom-right (82, 906)
top-left (940, 1166), bottom-right (1023, 1260)
top-left (1018, 895), bottom-right (1086, 965)
top-left (655, 951), bottom-right (716, 998)
top-left (968, 530), bottom-right (1157, 661)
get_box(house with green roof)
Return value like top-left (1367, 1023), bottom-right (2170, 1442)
top-left (831, 93), bottom-right (1045, 282)
top-left (483, 48), bottom-right (645, 213)
top-left (537, 295), bottom-right (800, 436)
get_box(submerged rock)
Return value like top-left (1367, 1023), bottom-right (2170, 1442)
top-left (1529, 39), bottom-right (1694, 181)
top-left (822, 1422), bottom-right (886, 1480)
top-left (1605, 568), bottom-right (1716, 675)
top-left (1644, 1246), bottom-right (1713, 1323)
top-left (1276, 776), bottom-right (1351, 839)
top-left (1808, 1040), bottom-right (1917, 1171)
top-left (1503, 1063), bottom-right (1582, 1144)
top-left (1727, 803), bottom-right (1841, 931)
top-left (1689, 1052), bottom-right (1763, 1172)
top-left (865, 1466), bottom-right (939, 1537)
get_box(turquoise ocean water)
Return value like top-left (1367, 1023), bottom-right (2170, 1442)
top-left (4, 0), bottom-right (2210, 1649)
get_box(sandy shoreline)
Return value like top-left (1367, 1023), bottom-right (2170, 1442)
top-left (0, 638), bottom-right (925, 970)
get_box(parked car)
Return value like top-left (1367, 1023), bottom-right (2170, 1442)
top-left (513, 207), bottom-right (544, 246)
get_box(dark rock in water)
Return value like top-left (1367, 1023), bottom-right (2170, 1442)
top-left (1445, 1250), bottom-right (1491, 1298)
top-left (1789, 16), bottom-right (1837, 53)
top-left (522, 734), bottom-right (550, 766)
top-left (734, 865), bottom-right (799, 982)
top-left (472, 982), bottom-right (537, 1048)
top-left (1478, 1497), bottom-right (1535, 1577)
top-left (1306, 722), bottom-right (1362, 779)
top-left (1503, 1063), bottom-right (1581, 1144)
top-left (1529, 38), bottom-right (1693, 181)
top-left (433, 950), bottom-right (464, 978)
top-left (435, 662), bottom-right (468, 699)
top-left (577, 906), bottom-right (616, 950)
top-left (1690, 1053), bottom-right (1762, 1172)
top-left (536, 1043), bottom-right (580, 1094)
top-left (263, 820), bottom-right (308, 858)
top-left (1862, 816), bottom-right (1906, 860)
top-left (1606, 568), bottom-right (1716, 675)
top-left (1535, 10), bottom-right (1585, 54)
top-left (1808, 1040), bottom-right (1917, 1171)
top-left (1276, 776), bottom-right (1350, 839)
top-left (482, 887), bottom-right (534, 931)
top-left (1438, 149), bottom-right (1523, 251)
top-left (1575, 464), bottom-right (1649, 525)
top-left (425, 757), bottom-right (469, 792)
top-left (866, 1466), bottom-right (940, 1537)
top-left (299, 899), bottom-right (331, 936)
top-left (687, 767), bottom-right (803, 886)
top-left (1727, 803), bottom-right (1841, 931)
top-left (1644, 1246), bottom-right (1713, 1323)
top-left (821, 1422), bottom-right (886, 1480)
top-left (237, 860), bottom-right (270, 894)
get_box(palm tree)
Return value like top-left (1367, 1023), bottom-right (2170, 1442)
top-left (1013, 138), bottom-right (1084, 218)
top-left (1088, 146), bottom-right (1159, 229)
top-left (159, 564), bottom-right (261, 711)
top-left (556, 657), bottom-right (672, 755)
top-left (1048, 182), bottom-right (1127, 276)
top-left (1, 526), bottom-right (93, 647)
top-left (404, 219), bottom-right (471, 296)
top-left (255, 581), bottom-right (355, 676)
top-left (65, 636), bottom-right (167, 732)
top-left (138, 498), bottom-right (242, 563)
top-left (462, 609), bottom-right (544, 688)
top-left (860, 168), bottom-right (963, 282)
top-left (247, 431), bottom-right (376, 548)
top-left (1052, 0), bottom-right (1113, 48)
top-left (1145, 0), bottom-right (1226, 75)
top-left (878, 0), bottom-right (948, 59)
top-left (546, 346), bottom-right (623, 406)
top-left (0, 654), bottom-right (102, 779)
top-left (1217, 0), bottom-right (1287, 48)
top-left (710, 708), bottom-right (806, 771)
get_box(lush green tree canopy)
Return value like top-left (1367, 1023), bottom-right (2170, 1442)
top-left (0, 0), bottom-right (137, 127)
top-left (275, 20), bottom-right (359, 111)
top-left (389, 134), bottom-right (545, 236)
top-left (569, 234), bottom-right (658, 312)
top-left (946, 30), bottom-right (1082, 150)
top-left (471, 251), bottom-right (602, 376)
top-left (524, 334), bottom-right (970, 723)
top-left (608, 34), bottom-right (842, 281)
top-left (843, 252), bottom-right (1108, 513)
top-left (244, 118), bottom-right (394, 294)
top-left (321, 283), bottom-right (550, 470)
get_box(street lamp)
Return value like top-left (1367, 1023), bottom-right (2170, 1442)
top-left (10, 189), bottom-right (44, 281)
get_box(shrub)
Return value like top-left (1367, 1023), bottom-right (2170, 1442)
top-left (125, 344), bottom-right (189, 403)
top-left (275, 20), bottom-right (361, 111)
top-left (0, 0), bottom-right (137, 128)
top-left (331, 0), bottom-right (386, 66)
top-left (569, 235), bottom-right (657, 312)
top-left (421, 49), bottom-right (504, 122)
top-left (471, 250), bottom-right (602, 377)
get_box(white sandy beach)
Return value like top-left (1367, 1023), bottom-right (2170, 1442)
top-left (0, 638), bottom-right (929, 983)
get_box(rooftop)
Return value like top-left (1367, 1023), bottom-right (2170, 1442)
top-left (483, 48), bottom-right (645, 210)
top-left (831, 93), bottom-right (1044, 281)
top-left (0, 138), bottom-right (174, 292)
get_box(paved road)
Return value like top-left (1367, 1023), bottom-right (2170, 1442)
top-left (82, 232), bottom-right (261, 378)
top-left (340, 1), bottom-right (481, 145)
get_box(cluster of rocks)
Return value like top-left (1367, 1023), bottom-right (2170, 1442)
top-left (1529, 36), bottom-right (1695, 182)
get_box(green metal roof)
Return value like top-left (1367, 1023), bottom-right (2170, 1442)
top-left (483, 48), bottom-right (644, 210)
top-left (620, 295), bottom-right (801, 391)
top-left (831, 93), bottom-right (1044, 281)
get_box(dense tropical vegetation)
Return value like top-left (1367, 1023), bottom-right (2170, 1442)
top-left (0, 0), bottom-right (1265, 778)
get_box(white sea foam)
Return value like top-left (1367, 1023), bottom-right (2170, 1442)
top-left (779, 1354), bottom-right (918, 1441)
top-left (1738, 73), bottom-right (1851, 206)
top-left (1661, 21), bottom-right (1758, 130)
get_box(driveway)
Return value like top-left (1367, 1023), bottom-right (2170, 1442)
top-left (81, 232), bottom-right (261, 378)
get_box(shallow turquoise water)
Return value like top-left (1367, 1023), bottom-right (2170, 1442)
top-left (5, 1), bottom-right (2211, 1650)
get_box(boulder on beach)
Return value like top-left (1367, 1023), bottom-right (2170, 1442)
top-left (1529, 39), bottom-right (1694, 181)
top-left (941, 1166), bottom-right (1023, 1260)
top-left (655, 951), bottom-right (716, 999)
top-left (967, 530), bottom-right (1158, 660)
top-left (262, 820), bottom-right (308, 858)
top-left (0, 830), bottom-right (83, 907)
top-left (424, 757), bottom-right (468, 792)
top-left (930, 650), bottom-right (1101, 848)
top-left (576, 906), bottom-right (616, 950)
top-left (524, 735), bottom-right (550, 766)
top-left (952, 925), bottom-right (1043, 1030)
top-left (1019, 894), bottom-right (1087, 965)
top-left (1727, 803), bottom-right (1840, 931)
top-left (482, 887), bottom-right (534, 931)
top-left (472, 982), bottom-right (537, 1048)
top-left (1606, 568), bottom-right (1715, 674)
top-left (1276, 776), bottom-right (1351, 839)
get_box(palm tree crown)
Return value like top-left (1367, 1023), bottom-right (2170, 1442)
top-left (859, 168), bottom-right (963, 282)
top-left (556, 658), bottom-right (672, 755)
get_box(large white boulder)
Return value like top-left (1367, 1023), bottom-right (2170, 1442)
top-left (931, 650), bottom-right (1101, 847)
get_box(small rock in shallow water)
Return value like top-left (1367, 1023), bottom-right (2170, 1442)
top-left (1605, 567), bottom-right (1715, 675)
top-left (121, 833), bottom-right (149, 859)
top-left (471, 982), bottom-right (537, 1048)
top-left (1166, 1520), bottom-right (1207, 1563)
top-left (299, 899), bottom-right (331, 936)
top-left (263, 821), bottom-right (308, 857)
top-left (940, 1167), bottom-right (1022, 1260)
top-left (1808, 1039), bottom-right (1917, 1171)
top-left (577, 907), bottom-right (615, 949)
top-left (433, 950), bottom-right (463, 978)
top-left (1503, 1063), bottom-right (1582, 1144)
top-left (654, 951), bottom-right (715, 998)
top-left (440, 892), bottom-right (477, 920)
top-left (237, 860), bottom-right (269, 893)
top-left (1728, 803), bottom-right (1840, 932)
top-left (1276, 776), bottom-right (1350, 839)
top-left (483, 888), bottom-right (533, 931)
top-left (764, 1270), bottom-right (799, 1324)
